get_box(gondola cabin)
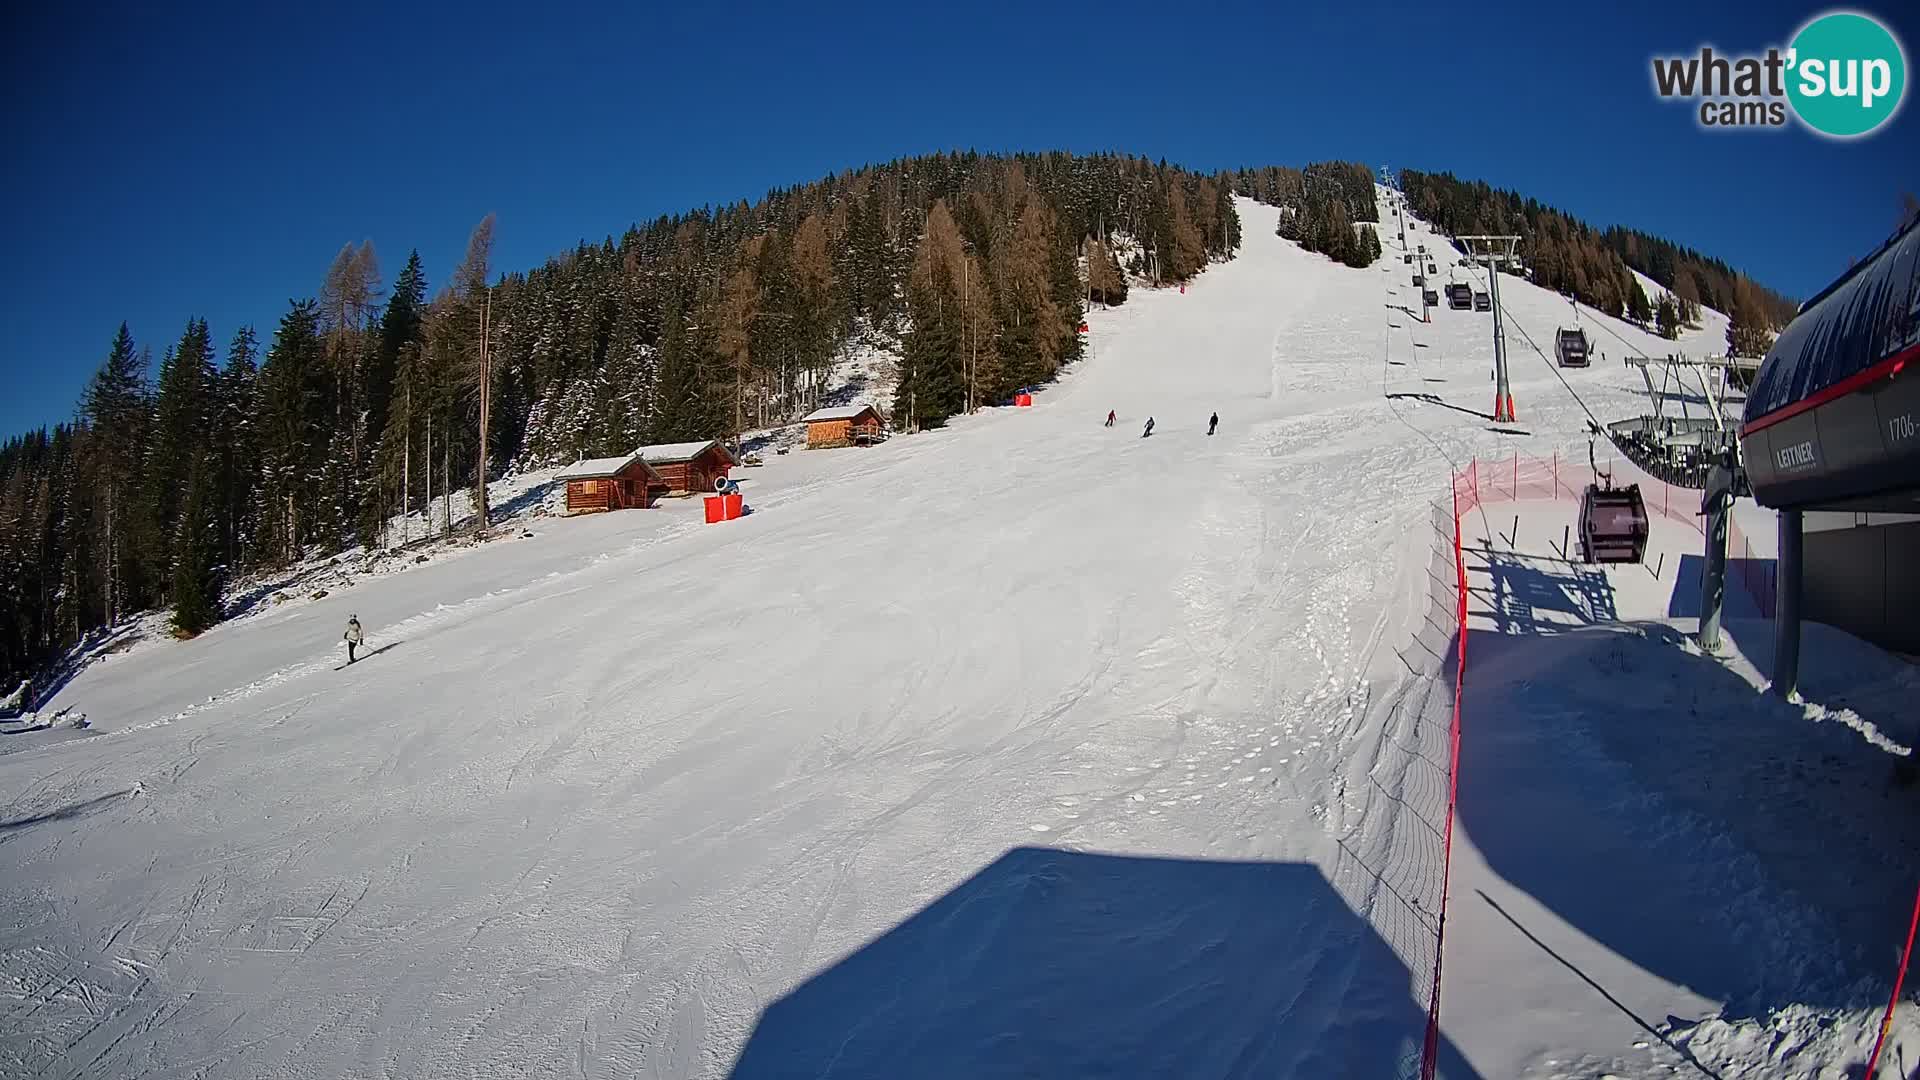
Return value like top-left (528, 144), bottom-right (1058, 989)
top-left (803, 404), bottom-right (886, 449)
top-left (1473, 291), bottom-right (1491, 312)
top-left (557, 452), bottom-right (663, 514)
top-left (1446, 283), bottom-right (1473, 310)
top-left (1422, 287), bottom-right (1440, 308)
top-left (1426, 262), bottom-right (1437, 275)
top-left (1555, 327), bottom-right (1591, 368)
top-left (639, 440), bottom-right (737, 497)
top-left (1578, 480), bottom-right (1650, 563)
top-left (1412, 273), bottom-right (1425, 287)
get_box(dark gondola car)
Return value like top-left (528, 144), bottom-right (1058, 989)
top-left (1473, 291), bottom-right (1491, 312)
top-left (1446, 283), bottom-right (1472, 309)
top-left (1555, 327), bottom-right (1591, 368)
top-left (1579, 481), bottom-right (1650, 563)
top-left (1422, 288), bottom-right (1439, 307)
top-left (1426, 262), bottom-right (1437, 275)
top-left (1741, 217), bottom-right (1920, 512)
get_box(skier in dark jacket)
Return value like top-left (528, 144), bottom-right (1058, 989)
top-left (1208, 412), bottom-right (1219, 436)
top-left (343, 615), bottom-right (364, 664)
top-left (1105, 410), bottom-right (1116, 428)
top-left (1141, 416), bottom-right (1155, 438)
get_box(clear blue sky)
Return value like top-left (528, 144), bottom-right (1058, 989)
top-left (3, 0), bottom-right (1913, 437)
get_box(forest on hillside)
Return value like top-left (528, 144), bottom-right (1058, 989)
top-left (1230, 162), bottom-right (1383, 268)
top-left (0, 152), bottom-right (1243, 692)
top-left (1398, 169), bottom-right (1795, 354)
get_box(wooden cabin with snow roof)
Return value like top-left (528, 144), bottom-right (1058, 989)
top-left (803, 404), bottom-right (885, 449)
top-left (557, 452), bottom-right (664, 514)
top-left (638, 440), bottom-right (736, 496)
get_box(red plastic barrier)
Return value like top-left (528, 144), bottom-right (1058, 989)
top-left (1014, 393), bottom-right (1033, 407)
top-left (1421, 482), bottom-right (1471, 1080)
top-left (1865, 875), bottom-right (1920, 1077)
top-left (704, 496), bottom-right (724, 524)
top-left (723, 492), bottom-right (743, 520)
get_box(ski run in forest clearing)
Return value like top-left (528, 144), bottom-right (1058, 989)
top-left (2, 195), bottom-right (1912, 1079)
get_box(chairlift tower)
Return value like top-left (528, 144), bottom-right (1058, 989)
top-left (1459, 235), bottom-right (1522, 422)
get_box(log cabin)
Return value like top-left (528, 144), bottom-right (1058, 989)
top-left (638, 440), bottom-right (737, 496)
top-left (802, 404), bottom-right (886, 449)
top-left (556, 452), bottom-right (663, 514)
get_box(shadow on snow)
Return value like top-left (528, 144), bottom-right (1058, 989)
top-left (1455, 549), bottom-right (1920, 1027)
top-left (727, 847), bottom-right (1481, 1079)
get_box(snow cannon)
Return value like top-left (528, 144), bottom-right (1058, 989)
top-left (714, 476), bottom-right (740, 496)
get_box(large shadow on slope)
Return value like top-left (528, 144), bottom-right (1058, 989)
top-left (1456, 552), bottom-right (1920, 1025)
top-left (728, 848), bottom-right (1481, 1079)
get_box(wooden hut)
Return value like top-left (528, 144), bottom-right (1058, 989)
top-left (639, 440), bottom-right (737, 496)
top-left (556, 452), bottom-right (663, 514)
top-left (802, 404), bottom-right (885, 449)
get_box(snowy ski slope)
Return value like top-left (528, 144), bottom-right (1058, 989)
top-left (0, 194), bottom-right (1899, 1078)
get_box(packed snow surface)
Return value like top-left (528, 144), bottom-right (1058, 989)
top-left (2, 195), bottom-right (1911, 1079)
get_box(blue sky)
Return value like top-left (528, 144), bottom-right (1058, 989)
top-left (2, 0), bottom-right (1913, 436)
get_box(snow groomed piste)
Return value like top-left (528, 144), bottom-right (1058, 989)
top-left (1, 194), bottom-right (1914, 1078)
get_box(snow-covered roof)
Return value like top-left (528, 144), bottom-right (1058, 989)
top-left (803, 404), bottom-right (880, 423)
top-left (555, 452), bottom-right (658, 481)
top-left (639, 440), bottom-right (734, 465)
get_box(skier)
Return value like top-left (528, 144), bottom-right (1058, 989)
top-left (1208, 412), bottom-right (1219, 436)
top-left (1105, 410), bottom-right (1116, 428)
top-left (1141, 416), bottom-right (1155, 438)
top-left (343, 614), bottom-right (364, 665)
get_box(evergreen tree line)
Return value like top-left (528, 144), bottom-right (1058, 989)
top-left (1229, 163), bottom-right (1382, 268)
top-left (1397, 169), bottom-right (1793, 353)
top-left (0, 151), bottom-right (1242, 690)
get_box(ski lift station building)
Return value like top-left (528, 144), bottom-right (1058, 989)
top-left (639, 440), bottom-right (737, 497)
top-left (1741, 217), bottom-right (1920, 680)
top-left (558, 452), bottom-right (664, 514)
top-left (803, 404), bottom-right (886, 449)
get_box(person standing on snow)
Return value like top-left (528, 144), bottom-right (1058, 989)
top-left (1105, 409), bottom-right (1116, 428)
top-left (1208, 412), bottom-right (1219, 436)
top-left (343, 615), bottom-right (364, 664)
top-left (1141, 416), bottom-right (1155, 438)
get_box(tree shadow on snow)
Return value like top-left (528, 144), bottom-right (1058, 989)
top-left (1455, 593), bottom-right (1920, 1029)
top-left (491, 479), bottom-right (557, 522)
top-left (727, 847), bottom-right (1482, 1079)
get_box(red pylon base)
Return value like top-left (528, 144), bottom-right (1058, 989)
top-left (1493, 393), bottom-right (1517, 423)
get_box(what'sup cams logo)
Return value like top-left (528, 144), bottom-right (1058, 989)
top-left (1651, 10), bottom-right (1907, 137)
